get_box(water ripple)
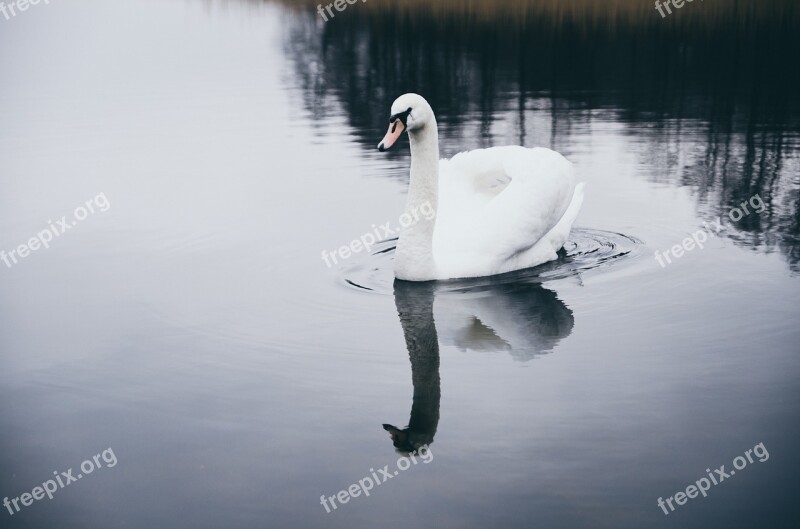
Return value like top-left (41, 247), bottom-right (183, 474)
top-left (340, 228), bottom-right (643, 295)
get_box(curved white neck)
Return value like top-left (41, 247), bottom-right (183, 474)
top-left (394, 121), bottom-right (439, 281)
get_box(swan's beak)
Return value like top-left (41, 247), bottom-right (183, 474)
top-left (378, 119), bottom-right (405, 151)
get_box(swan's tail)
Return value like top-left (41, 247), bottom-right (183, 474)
top-left (547, 182), bottom-right (586, 252)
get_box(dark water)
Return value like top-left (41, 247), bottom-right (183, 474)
top-left (1, 1), bottom-right (799, 528)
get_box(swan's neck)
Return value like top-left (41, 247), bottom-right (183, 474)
top-left (395, 122), bottom-right (439, 281)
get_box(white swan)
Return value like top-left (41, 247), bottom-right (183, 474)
top-left (378, 93), bottom-right (585, 281)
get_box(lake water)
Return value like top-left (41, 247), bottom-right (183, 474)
top-left (1, 1), bottom-right (799, 528)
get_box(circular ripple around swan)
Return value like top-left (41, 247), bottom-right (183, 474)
top-left (339, 229), bottom-right (642, 295)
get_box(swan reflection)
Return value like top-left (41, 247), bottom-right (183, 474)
top-left (384, 278), bottom-right (574, 452)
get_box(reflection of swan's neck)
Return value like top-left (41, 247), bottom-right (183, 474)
top-left (393, 281), bottom-right (441, 449)
top-left (395, 122), bottom-right (439, 281)
top-left (406, 305), bottom-right (440, 444)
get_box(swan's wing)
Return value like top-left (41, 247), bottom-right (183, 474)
top-left (491, 147), bottom-right (576, 253)
top-left (435, 147), bottom-right (520, 253)
top-left (440, 147), bottom-right (512, 200)
top-left (437, 149), bottom-right (510, 219)
top-left (435, 147), bottom-right (576, 274)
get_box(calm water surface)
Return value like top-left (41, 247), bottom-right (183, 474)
top-left (1, 1), bottom-right (799, 528)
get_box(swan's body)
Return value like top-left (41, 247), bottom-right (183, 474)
top-left (378, 93), bottom-right (585, 281)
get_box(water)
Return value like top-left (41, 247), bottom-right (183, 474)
top-left (1, 1), bottom-right (799, 528)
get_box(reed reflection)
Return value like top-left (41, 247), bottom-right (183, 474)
top-left (280, 1), bottom-right (800, 270)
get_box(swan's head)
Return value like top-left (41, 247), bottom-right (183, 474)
top-left (377, 93), bottom-right (434, 151)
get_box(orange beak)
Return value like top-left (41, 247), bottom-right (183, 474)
top-left (377, 119), bottom-right (406, 151)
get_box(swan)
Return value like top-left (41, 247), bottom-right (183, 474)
top-left (377, 93), bottom-right (586, 282)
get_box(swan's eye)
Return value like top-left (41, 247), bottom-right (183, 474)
top-left (389, 107), bottom-right (414, 128)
